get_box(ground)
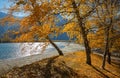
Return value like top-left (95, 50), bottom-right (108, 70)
top-left (1, 51), bottom-right (120, 78)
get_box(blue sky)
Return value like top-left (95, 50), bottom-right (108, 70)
top-left (0, 0), bottom-right (13, 13)
top-left (0, 0), bottom-right (29, 17)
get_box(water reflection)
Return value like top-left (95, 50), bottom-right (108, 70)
top-left (0, 42), bottom-right (66, 60)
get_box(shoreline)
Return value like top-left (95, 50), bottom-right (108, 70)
top-left (0, 42), bottom-right (75, 60)
top-left (0, 43), bottom-right (84, 76)
top-left (0, 40), bottom-right (75, 43)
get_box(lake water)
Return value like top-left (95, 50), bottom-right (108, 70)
top-left (0, 42), bottom-right (66, 60)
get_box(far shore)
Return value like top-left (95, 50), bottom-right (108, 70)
top-left (0, 40), bottom-right (75, 43)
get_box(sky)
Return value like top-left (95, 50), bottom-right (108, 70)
top-left (0, 0), bottom-right (13, 13)
top-left (0, 0), bottom-right (29, 17)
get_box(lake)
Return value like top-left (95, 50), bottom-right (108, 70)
top-left (0, 42), bottom-right (67, 60)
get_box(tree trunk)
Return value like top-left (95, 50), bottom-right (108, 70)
top-left (107, 52), bottom-right (111, 64)
top-left (83, 34), bottom-right (92, 65)
top-left (102, 27), bottom-right (110, 69)
top-left (102, 49), bottom-right (108, 69)
top-left (107, 36), bottom-right (113, 64)
top-left (47, 36), bottom-right (64, 55)
top-left (72, 0), bottom-right (91, 65)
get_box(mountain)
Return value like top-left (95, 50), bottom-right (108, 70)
top-left (0, 12), bottom-right (20, 39)
top-left (52, 14), bottom-right (70, 40)
top-left (0, 12), bottom-right (7, 18)
top-left (51, 33), bottom-right (70, 40)
top-left (55, 14), bottom-right (68, 26)
top-left (0, 12), bottom-right (70, 42)
top-left (0, 12), bottom-right (10, 37)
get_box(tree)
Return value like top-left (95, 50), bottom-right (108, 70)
top-left (6, 0), bottom-right (99, 65)
top-left (71, 0), bottom-right (91, 65)
top-left (1, 0), bottom-right (64, 55)
top-left (95, 0), bottom-right (120, 69)
top-left (61, 0), bottom-right (99, 65)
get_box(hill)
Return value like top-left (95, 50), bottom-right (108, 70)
top-left (0, 12), bottom-right (7, 18)
top-left (1, 52), bottom-right (120, 78)
top-left (0, 12), bottom-right (70, 41)
top-left (0, 12), bottom-right (20, 39)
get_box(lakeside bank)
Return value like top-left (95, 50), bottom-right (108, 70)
top-left (0, 43), bottom-right (84, 76)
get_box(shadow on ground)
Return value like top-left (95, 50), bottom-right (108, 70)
top-left (91, 65), bottom-right (109, 78)
top-left (1, 56), bottom-right (87, 78)
top-left (91, 64), bottom-right (120, 78)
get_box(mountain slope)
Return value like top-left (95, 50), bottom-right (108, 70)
top-left (0, 12), bottom-right (70, 41)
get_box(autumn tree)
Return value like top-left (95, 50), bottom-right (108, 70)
top-left (61, 0), bottom-right (100, 65)
top-left (10, 0), bottom-right (100, 65)
top-left (1, 0), bottom-right (64, 55)
top-left (95, 0), bottom-right (120, 69)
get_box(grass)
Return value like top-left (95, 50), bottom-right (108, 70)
top-left (1, 51), bottom-right (120, 78)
